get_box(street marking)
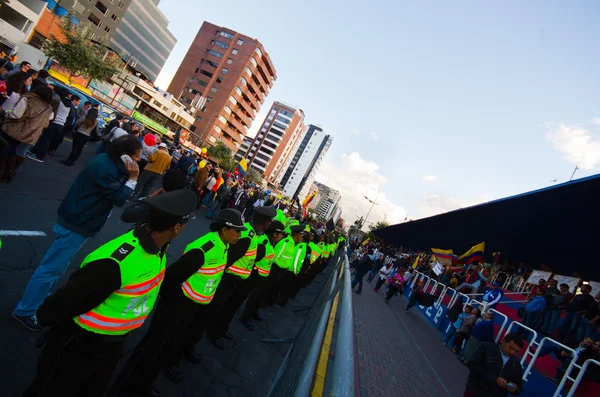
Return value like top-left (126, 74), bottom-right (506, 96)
top-left (0, 230), bottom-right (47, 237)
top-left (311, 291), bottom-right (340, 396)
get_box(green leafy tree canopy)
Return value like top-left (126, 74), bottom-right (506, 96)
top-left (246, 167), bottom-right (263, 184)
top-left (42, 17), bottom-right (119, 83)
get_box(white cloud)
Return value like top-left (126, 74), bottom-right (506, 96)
top-left (591, 117), bottom-right (600, 125)
top-left (423, 174), bottom-right (439, 182)
top-left (547, 123), bottom-right (600, 170)
top-left (368, 131), bottom-right (380, 141)
top-left (315, 152), bottom-right (407, 227)
top-left (418, 194), bottom-right (487, 219)
top-left (349, 128), bottom-right (361, 136)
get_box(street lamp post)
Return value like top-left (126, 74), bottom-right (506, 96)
top-left (569, 165), bottom-right (579, 181)
top-left (362, 190), bottom-right (380, 228)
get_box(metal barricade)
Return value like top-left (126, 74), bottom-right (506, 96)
top-left (437, 286), bottom-right (456, 306)
top-left (503, 322), bottom-right (540, 367)
top-left (410, 271), bottom-right (421, 287)
top-left (564, 359), bottom-right (600, 397)
top-left (450, 291), bottom-right (471, 308)
top-left (522, 337), bottom-right (579, 383)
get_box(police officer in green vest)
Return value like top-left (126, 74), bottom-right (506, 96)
top-left (239, 220), bottom-right (287, 330)
top-left (265, 224), bottom-right (306, 306)
top-left (289, 230), bottom-right (314, 300)
top-left (23, 190), bottom-right (197, 397)
top-left (112, 208), bottom-right (246, 396)
top-left (204, 205), bottom-right (277, 349)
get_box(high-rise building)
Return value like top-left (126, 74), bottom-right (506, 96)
top-left (234, 101), bottom-right (305, 182)
top-left (312, 181), bottom-right (341, 220)
top-left (275, 124), bottom-right (332, 201)
top-left (168, 21), bottom-right (276, 151)
top-left (0, 0), bottom-right (47, 68)
top-left (109, 0), bottom-right (176, 83)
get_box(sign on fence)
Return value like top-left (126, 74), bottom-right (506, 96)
top-left (550, 274), bottom-right (581, 293)
top-left (525, 270), bottom-right (553, 285)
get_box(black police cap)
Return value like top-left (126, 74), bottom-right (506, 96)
top-left (254, 206), bottom-right (277, 218)
top-left (290, 225), bottom-right (304, 233)
top-left (144, 190), bottom-right (196, 219)
top-left (214, 209), bottom-right (247, 231)
top-left (267, 220), bottom-right (286, 234)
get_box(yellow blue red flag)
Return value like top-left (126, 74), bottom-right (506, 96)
top-left (431, 248), bottom-right (455, 266)
top-left (458, 242), bottom-right (485, 264)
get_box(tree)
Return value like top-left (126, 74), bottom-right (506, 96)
top-left (366, 220), bottom-right (390, 241)
top-left (245, 167), bottom-right (263, 184)
top-left (207, 141), bottom-right (232, 162)
top-left (42, 17), bottom-right (119, 84)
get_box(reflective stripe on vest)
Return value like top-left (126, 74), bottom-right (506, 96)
top-left (225, 223), bottom-right (259, 279)
top-left (73, 230), bottom-right (165, 336)
top-left (180, 232), bottom-right (228, 305)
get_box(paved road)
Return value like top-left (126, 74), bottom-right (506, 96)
top-left (353, 280), bottom-right (469, 397)
top-left (0, 140), bottom-right (329, 397)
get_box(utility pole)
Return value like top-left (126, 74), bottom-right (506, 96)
top-left (363, 190), bottom-right (380, 228)
top-left (569, 165), bottom-right (579, 181)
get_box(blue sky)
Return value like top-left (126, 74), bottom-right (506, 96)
top-left (155, 0), bottom-right (600, 226)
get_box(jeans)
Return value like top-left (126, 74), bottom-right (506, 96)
top-left (134, 171), bottom-right (161, 199)
top-left (201, 191), bottom-right (215, 207)
top-left (15, 143), bottom-right (29, 157)
top-left (559, 312), bottom-right (582, 341)
top-left (32, 122), bottom-right (62, 160)
top-left (445, 326), bottom-right (458, 346)
top-left (542, 309), bottom-right (562, 334)
top-left (519, 310), bottom-right (542, 337)
top-left (366, 268), bottom-right (379, 282)
top-left (206, 199), bottom-right (222, 219)
top-left (13, 223), bottom-right (88, 316)
top-left (65, 132), bottom-right (90, 164)
top-left (351, 271), bottom-right (367, 293)
top-left (374, 277), bottom-right (385, 291)
top-left (578, 317), bottom-right (598, 341)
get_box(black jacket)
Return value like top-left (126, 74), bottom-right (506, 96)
top-left (466, 342), bottom-right (523, 397)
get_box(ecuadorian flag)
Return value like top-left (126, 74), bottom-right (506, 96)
top-left (236, 158), bottom-right (247, 176)
top-left (431, 248), bottom-right (456, 266)
top-left (458, 242), bottom-right (485, 264)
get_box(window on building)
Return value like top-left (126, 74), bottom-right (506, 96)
top-left (269, 128), bottom-right (284, 137)
top-left (210, 87), bottom-right (218, 93)
top-left (88, 13), bottom-right (102, 27)
top-left (255, 48), bottom-right (263, 57)
top-left (212, 40), bottom-right (229, 49)
top-left (205, 59), bottom-right (219, 68)
top-left (216, 77), bottom-right (223, 84)
top-left (209, 136), bottom-right (217, 143)
top-left (276, 115), bottom-right (291, 125)
top-left (95, 1), bottom-right (108, 14)
top-left (206, 96), bottom-right (213, 103)
top-left (245, 67), bottom-right (252, 77)
top-left (111, 14), bottom-right (117, 21)
top-left (208, 50), bottom-right (224, 59)
top-left (229, 96), bottom-right (237, 105)
top-left (214, 125), bottom-right (222, 133)
top-left (221, 68), bottom-right (228, 75)
top-left (279, 108), bottom-right (294, 118)
top-left (232, 48), bottom-right (239, 55)
top-left (195, 79), bottom-right (208, 87)
top-left (250, 57), bottom-right (257, 67)
top-left (219, 31), bottom-right (234, 39)
top-left (118, 1), bottom-right (124, 10)
top-left (199, 69), bottom-right (213, 78)
top-left (28, 32), bottom-right (47, 50)
top-left (196, 116), bottom-right (202, 122)
top-left (237, 39), bottom-right (244, 45)
top-left (218, 115), bottom-right (227, 124)
top-left (227, 58), bottom-right (233, 64)
top-left (224, 106), bottom-right (232, 114)
top-left (104, 26), bottom-right (111, 34)
top-left (240, 77), bottom-right (247, 86)
top-left (194, 68), bottom-right (199, 73)
top-left (234, 86), bottom-right (242, 96)
top-left (273, 121), bottom-right (287, 130)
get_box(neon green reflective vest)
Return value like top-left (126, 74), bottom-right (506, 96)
top-left (320, 242), bottom-right (330, 259)
top-left (308, 242), bottom-right (321, 264)
top-left (285, 219), bottom-right (300, 234)
top-left (73, 230), bottom-right (166, 336)
top-left (275, 209), bottom-right (287, 225)
top-left (292, 242), bottom-right (308, 275)
top-left (254, 235), bottom-right (275, 277)
top-left (273, 235), bottom-right (295, 272)
top-left (181, 231), bottom-right (228, 305)
top-left (226, 222), bottom-right (258, 279)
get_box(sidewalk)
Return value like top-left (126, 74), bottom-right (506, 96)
top-left (353, 281), bottom-right (469, 397)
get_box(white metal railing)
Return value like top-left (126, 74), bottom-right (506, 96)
top-left (565, 359), bottom-right (600, 397)
top-left (522, 337), bottom-right (579, 382)
top-left (503, 321), bottom-right (540, 367)
top-left (450, 291), bottom-right (472, 308)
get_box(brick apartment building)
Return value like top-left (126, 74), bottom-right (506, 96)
top-left (168, 21), bottom-right (276, 151)
top-left (234, 101), bottom-right (305, 183)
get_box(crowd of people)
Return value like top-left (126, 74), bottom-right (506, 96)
top-left (0, 72), bottom-right (347, 396)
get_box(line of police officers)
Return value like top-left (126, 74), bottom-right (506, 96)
top-left (23, 189), bottom-right (346, 397)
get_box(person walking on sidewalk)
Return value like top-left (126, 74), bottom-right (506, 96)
top-left (23, 190), bottom-right (196, 397)
top-left (58, 108), bottom-right (98, 166)
top-left (351, 248), bottom-right (375, 294)
top-left (12, 136), bottom-right (142, 331)
top-left (463, 332), bottom-right (524, 397)
top-left (134, 142), bottom-right (171, 199)
top-left (367, 253), bottom-right (385, 283)
top-left (374, 261), bottom-right (392, 292)
top-left (384, 271), bottom-right (405, 304)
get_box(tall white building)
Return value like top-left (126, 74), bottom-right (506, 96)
top-left (0, 0), bottom-right (47, 68)
top-left (313, 181), bottom-right (341, 220)
top-left (276, 124), bottom-right (332, 201)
